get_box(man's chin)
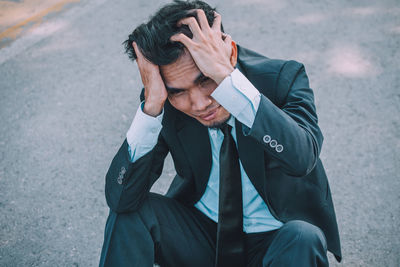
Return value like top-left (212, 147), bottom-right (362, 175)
top-left (200, 115), bottom-right (231, 129)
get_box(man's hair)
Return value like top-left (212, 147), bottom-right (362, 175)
top-left (123, 0), bottom-right (223, 66)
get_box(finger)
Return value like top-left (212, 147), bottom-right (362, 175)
top-left (211, 11), bottom-right (222, 31)
top-left (223, 34), bottom-right (232, 45)
top-left (132, 42), bottom-right (144, 61)
top-left (177, 16), bottom-right (202, 37)
top-left (192, 9), bottom-right (210, 31)
top-left (170, 32), bottom-right (194, 48)
top-left (223, 34), bottom-right (233, 55)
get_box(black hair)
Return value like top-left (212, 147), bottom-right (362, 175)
top-left (123, 0), bottom-right (223, 66)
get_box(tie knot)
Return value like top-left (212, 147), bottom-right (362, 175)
top-left (219, 123), bottom-right (232, 136)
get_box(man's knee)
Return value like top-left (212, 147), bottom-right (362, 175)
top-left (281, 220), bottom-right (327, 250)
top-left (100, 197), bottom-right (159, 265)
top-left (262, 220), bottom-right (329, 267)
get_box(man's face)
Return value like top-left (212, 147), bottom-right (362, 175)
top-left (160, 50), bottom-right (231, 128)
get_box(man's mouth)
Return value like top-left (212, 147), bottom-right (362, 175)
top-left (199, 106), bottom-right (219, 121)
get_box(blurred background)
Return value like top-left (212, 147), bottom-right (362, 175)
top-left (0, 0), bottom-right (399, 266)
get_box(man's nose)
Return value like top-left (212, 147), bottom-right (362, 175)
top-left (190, 88), bottom-right (212, 112)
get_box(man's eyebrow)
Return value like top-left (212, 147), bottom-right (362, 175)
top-left (193, 72), bottom-right (209, 84)
top-left (165, 72), bottom-right (210, 93)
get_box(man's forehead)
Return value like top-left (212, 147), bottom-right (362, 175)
top-left (161, 49), bottom-right (193, 70)
top-left (160, 50), bottom-right (200, 85)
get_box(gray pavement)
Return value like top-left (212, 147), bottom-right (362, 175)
top-left (0, 0), bottom-right (399, 266)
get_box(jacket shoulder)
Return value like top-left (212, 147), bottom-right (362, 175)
top-left (237, 45), bottom-right (287, 76)
top-left (237, 45), bottom-right (304, 107)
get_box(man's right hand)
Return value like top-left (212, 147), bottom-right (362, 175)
top-left (133, 42), bottom-right (167, 117)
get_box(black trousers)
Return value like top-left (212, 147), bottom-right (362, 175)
top-left (99, 193), bottom-right (329, 267)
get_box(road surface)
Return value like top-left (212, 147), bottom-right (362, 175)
top-left (0, 0), bottom-right (399, 266)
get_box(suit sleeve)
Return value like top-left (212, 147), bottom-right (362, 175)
top-left (248, 60), bottom-right (323, 177)
top-left (105, 134), bottom-right (169, 213)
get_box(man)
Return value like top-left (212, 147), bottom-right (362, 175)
top-left (100, 0), bottom-right (341, 266)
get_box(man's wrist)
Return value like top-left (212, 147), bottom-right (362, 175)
top-left (143, 101), bottom-right (164, 117)
top-left (213, 65), bottom-right (235, 85)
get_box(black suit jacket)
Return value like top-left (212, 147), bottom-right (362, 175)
top-left (105, 45), bottom-right (342, 262)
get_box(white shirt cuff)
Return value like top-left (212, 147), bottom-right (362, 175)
top-left (126, 102), bottom-right (163, 162)
top-left (211, 68), bottom-right (261, 128)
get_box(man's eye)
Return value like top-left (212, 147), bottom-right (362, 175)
top-left (169, 89), bottom-right (184, 96)
top-left (200, 78), bottom-right (213, 87)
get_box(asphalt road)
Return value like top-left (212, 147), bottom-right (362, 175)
top-left (0, 0), bottom-right (399, 266)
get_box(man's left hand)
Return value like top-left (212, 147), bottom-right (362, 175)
top-left (170, 10), bottom-right (235, 85)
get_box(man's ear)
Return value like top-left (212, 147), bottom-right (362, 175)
top-left (230, 40), bottom-right (238, 67)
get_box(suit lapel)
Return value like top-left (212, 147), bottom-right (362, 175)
top-left (235, 119), bottom-right (266, 197)
top-left (176, 114), bottom-right (212, 200)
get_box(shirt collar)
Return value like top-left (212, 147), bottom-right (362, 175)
top-left (207, 115), bottom-right (235, 134)
top-left (226, 115), bottom-right (235, 128)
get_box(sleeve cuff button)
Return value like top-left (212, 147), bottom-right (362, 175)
top-left (269, 140), bottom-right (278, 148)
top-left (117, 167), bottom-right (126, 184)
top-left (275, 144), bottom-right (283, 152)
top-left (263, 135), bottom-right (271, 143)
